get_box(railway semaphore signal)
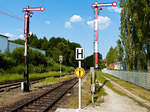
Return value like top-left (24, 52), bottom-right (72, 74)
top-left (23, 7), bottom-right (45, 12)
top-left (22, 6), bottom-right (45, 92)
top-left (91, 1), bottom-right (117, 69)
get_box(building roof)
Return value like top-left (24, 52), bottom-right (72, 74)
top-left (0, 34), bottom-right (9, 38)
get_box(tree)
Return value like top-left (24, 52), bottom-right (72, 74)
top-left (116, 40), bottom-right (124, 62)
top-left (106, 47), bottom-right (118, 66)
top-left (120, 0), bottom-right (149, 72)
top-left (47, 37), bottom-right (81, 67)
top-left (83, 53), bottom-right (102, 69)
top-left (11, 39), bottom-right (24, 45)
top-left (41, 37), bottom-right (48, 50)
top-left (29, 34), bottom-right (39, 48)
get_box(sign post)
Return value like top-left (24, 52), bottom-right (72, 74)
top-left (59, 55), bottom-right (63, 78)
top-left (75, 48), bottom-right (84, 110)
top-left (22, 6), bottom-right (45, 92)
top-left (90, 67), bottom-right (95, 103)
top-left (78, 61), bottom-right (81, 110)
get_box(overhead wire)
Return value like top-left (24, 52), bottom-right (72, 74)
top-left (0, 10), bottom-right (23, 21)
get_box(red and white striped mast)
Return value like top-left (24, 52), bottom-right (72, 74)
top-left (23, 6), bottom-right (45, 92)
top-left (91, 1), bottom-right (117, 69)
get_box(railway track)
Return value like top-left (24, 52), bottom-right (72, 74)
top-left (4, 77), bottom-right (78, 112)
top-left (0, 74), bottom-right (66, 93)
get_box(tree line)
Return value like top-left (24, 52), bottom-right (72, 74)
top-left (106, 0), bottom-right (150, 72)
top-left (12, 35), bottom-right (81, 67)
top-left (0, 36), bottom-right (82, 74)
top-left (11, 35), bottom-right (105, 71)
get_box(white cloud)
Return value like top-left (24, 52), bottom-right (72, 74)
top-left (45, 20), bottom-right (51, 24)
top-left (87, 16), bottom-right (111, 30)
top-left (107, 7), bottom-right (122, 13)
top-left (65, 22), bottom-right (72, 29)
top-left (3, 33), bottom-right (24, 39)
top-left (4, 33), bottom-right (15, 38)
top-left (18, 34), bottom-right (24, 39)
top-left (65, 15), bottom-right (83, 29)
top-left (70, 15), bottom-right (82, 22)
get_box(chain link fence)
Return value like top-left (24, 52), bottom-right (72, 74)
top-left (102, 69), bottom-right (150, 90)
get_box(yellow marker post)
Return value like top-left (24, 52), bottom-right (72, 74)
top-left (75, 67), bottom-right (85, 78)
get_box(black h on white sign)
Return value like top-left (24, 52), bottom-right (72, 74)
top-left (76, 48), bottom-right (84, 60)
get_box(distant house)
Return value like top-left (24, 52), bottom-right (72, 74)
top-left (0, 34), bottom-right (46, 55)
top-left (106, 62), bottom-right (123, 70)
top-left (106, 64), bottom-right (114, 70)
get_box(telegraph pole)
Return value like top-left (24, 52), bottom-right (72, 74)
top-left (22, 6), bottom-right (45, 92)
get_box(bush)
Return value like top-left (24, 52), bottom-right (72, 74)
top-left (46, 63), bottom-right (74, 73)
top-left (61, 65), bottom-right (74, 73)
top-left (29, 49), bottom-right (47, 66)
top-left (0, 68), bottom-right (4, 74)
top-left (9, 64), bottom-right (25, 74)
top-left (12, 47), bottom-right (47, 66)
top-left (47, 57), bottom-right (55, 66)
top-left (0, 51), bottom-right (16, 70)
top-left (11, 47), bottom-right (24, 65)
top-left (34, 64), bottom-right (46, 73)
top-left (98, 63), bottom-right (106, 70)
top-left (46, 64), bottom-right (60, 72)
top-left (29, 64), bottom-right (34, 73)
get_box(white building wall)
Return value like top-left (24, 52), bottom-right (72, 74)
top-left (8, 42), bottom-right (46, 55)
top-left (0, 35), bottom-right (8, 53)
top-left (0, 34), bottom-right (46, 55)
top-left (8, 42), bottom-right (23, 53)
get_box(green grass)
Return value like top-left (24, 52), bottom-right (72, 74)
top-left (0, 72), bottom-right (70, 82)
top-left (86, 72), bottom-right (107, 104)
top-left (94, 84), bottom-right (107, 104)
top-left (96, 71), bottom-right (127, 96)
top-left (33, 74), bottom-right (73, 87)
top-left (40, 77), bottom-right (60, 83)
top-left (29, 72), bottom-right (67, 79)
top-left (0, 74), bottom-right (23, 82)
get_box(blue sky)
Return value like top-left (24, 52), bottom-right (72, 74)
top-left (0, 0), bottom-right (121, 58)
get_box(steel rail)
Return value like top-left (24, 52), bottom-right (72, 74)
top-left (9, 77), bottom-right (77, 112)
top-left (0, 74), bottom-right (68, 92)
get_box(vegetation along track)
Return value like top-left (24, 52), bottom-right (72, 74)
top-left (0, 75), bottom-right (66, 93)
top-left (5, 77), bottom-right (78, 112)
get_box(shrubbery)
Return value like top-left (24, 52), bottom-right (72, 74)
top-left (34, 64), bottom-right (46, 73)
top-left (46, 64), bottom-right (74, 73)
top-left (0, 47), bottom-right (74, 74)
top-left (8, 64), bottom-right (25, 74)
top-left (0, 68), bottom-right (4, 74)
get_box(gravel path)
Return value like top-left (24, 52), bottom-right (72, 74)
top-left (56, 84), bottom-right (149, 112)
top-left (83, 85), bottom-right (149, 112)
